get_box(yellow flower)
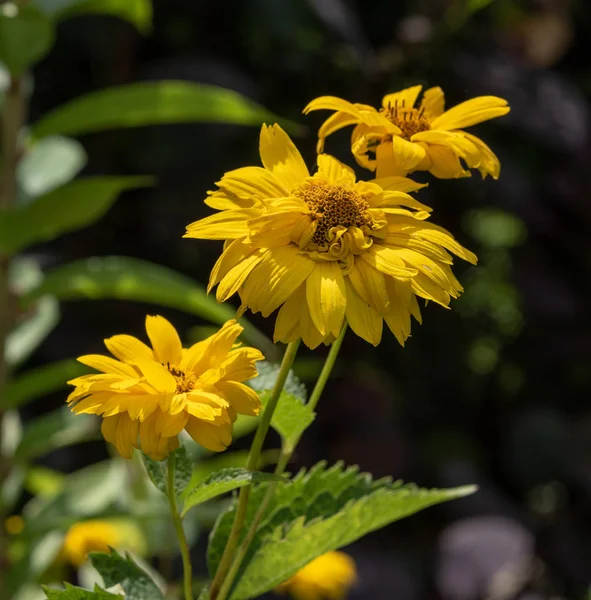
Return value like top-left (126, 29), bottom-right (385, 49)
top-left (275, 551), bottom-right (357, 600)
top-left (304, 85), bottom-right (510, 179)
top-left (67, 317), bottom-right (263, 460)
top-left (61, 519), bottom-right (145, 567)
top-left (184, 124), bottom-right (476, 349)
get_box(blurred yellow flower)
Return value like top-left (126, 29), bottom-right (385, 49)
top-left (304, 85), bottom-right (510, 179)
top-left (67, 317), bottom-right (263, 459)
top-left (185, 125), bottom-right (476, 349)
top-left (4, 515), bottom-right (24, 535)
top-left (275, 551), bottom-right (357, 600)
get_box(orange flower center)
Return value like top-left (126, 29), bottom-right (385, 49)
top-left (164, 363), bottom-right (196, 393)
top-left (381, 100), bottom-right (430, 139)
top-left (294, 180), bottom-right (370, 246)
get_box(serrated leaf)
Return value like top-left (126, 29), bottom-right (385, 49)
top-left (18, 136), bottom-right (87, 206)
top-left (14, 406), bottom-right (97, 461)
top-left (0, 5), bottom-right (55, 76)
top-left (141, 445), bottom-right (192, 497)
top-left (89, 550), bottom-right (163, 600)
top-left (182, 468), bottom-right (284, 516)
top-left (249, 361), bottom-right (313, 449)
top-left (34, 0), bottom-right (152, 34)
top-left (3, 359), bottom-right (87, 409)
top-left (43, 583), bottom-right (122, 599)
top-left (31, 81), bottom-right (301, 139)
top-left (0, 177), bottom-right (152, 255)
top-left (20, 256), bottom-right (277, 360)
top-left (208, 462), bottom-right (476, 600)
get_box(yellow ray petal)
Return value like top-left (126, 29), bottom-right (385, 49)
top-left (182, 320), bottom-right (243, 373)
top-left (460, 131), bottom-right (501, 179)
top-left (382, 85), bottom-right (423, 110)
top-left (306, 261), bottom-right (346, 337)
top-left (274, 284), bottom-right (306, 344)
top-left (248, 210), bottom-right (307, 248)
top-left (413, 228), bottom-right (478, 264)
top-left (349, 257), bottom-right (388, 312)
top-left (209, 239), bottom-right (256, 293)
top-left (317, 154), bottom-right (356, 183)
top-left (104, 334), bottom-right (153, 364)
top-left (114, 413), bottom-right (139, 459)
top-left (371, 176), bottom-right (428, 193)
top-left (259, 124), bottom-right (309, 190)
top-left (316, 110), bottom-right (362, 153)
top-left (77, 354), bottom-right (137, 378)
top-left (304, 96), bottom-right (364, 117)
top-left (184, 208), bottom-right (260, 240)
top-left (217, 250), bottom-right (265, 303)
top-left (344, 279), bottom-right (383, 346)
top-left (362, 245), bottom-right (418, 279)
top-left (145, 315), bottom-right (182, 366)
top-left (220, 347), bottom-right (264, 382)
top-left (419, 86), bottom-right (445, 119)
top-left (370, 190), bottom-right (432, 213)
top-left (430, 96), bottom-right (510, 131)
top-left (136, 359), bottom-right (177, 394)
top-left (410, 272), bottom-right (451, 307)
top-left (425, 144), bottom-right (471, 178)
top-left (411, 130), bottom-right (481, 167)
top-left (214, 166), bottom-right (289, 201)
top-left (185, 418), bottom-right (232, 452)
top-left (215, 380), bottom-right (261, 416)
top-left (390, 247), bottom-right (454, 290)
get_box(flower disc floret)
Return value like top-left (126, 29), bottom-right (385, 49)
top-left (304, 85), bottom-right (510, 179)
top-left (67, 317), bottom-right (264, 460)
top-left (184, 124), bottom-right (477, 349)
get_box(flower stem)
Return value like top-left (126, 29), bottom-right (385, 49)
top-left (210, 340), bottom-right (300, 600)
top-left (166, 455), bottom-right (193, 600)
top-left (216, 325), bottom-right (348, 600)
top-left (0, 75), bottom-right (23, 600)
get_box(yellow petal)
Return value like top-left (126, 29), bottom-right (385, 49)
top-left (126, 395), bottom-right (159, 421)
top-left (155, 411), bottom-right (189, 437)
top-left (136, 359), bottom-right (177, 394)
top-left (385, 233), bottom-right (452, 264)
top-left (217, 250), bottom-right (265, 303)
top-left (184, 394), bottom-right (224, 421)
top-left (316, 154), bottom-right (356, 183)
top-left (362, 245), bottom-right (418, 279)
top-left (304, 96), bottom-right (363, 117)
top-left (184, 209), bottom-right (260, 240)
top-left (139, 412), bottom-right (171, 460)
top-left (344, 279), bottom-right (383, 346)
top-left (182, 319), bottom-right (243, 373)
top-left (423, 144), bottom-right (471, 179)
top-left (414, 227), bottom-right (478, 264)
top-left (375, 141), bottom-right (415, 178)
top-left (391, 136), bottom-right (427, 171)
top-left (77, 354), bottom-right (137, 378)
top-left (259, 124), bottom-right (309, 190)
top-left (209, 239), bottom-right (257, 293)
top-left (145, 315), bottom-right (182, 366)
top-left (460, 131), bottom-right (501, 179)
top-left (241, 246), bottom-right (315, 317)
top-left (430, 96), bottom-right (510, 131)
top-left (185, 418), bottom-right (232, 452)
top-left (382, 85), bottom-right (423, 110)
top-left (410, 272), bottom-right (451, 307)
top-left (220, 347), bottom-right (265, 382)
top-left (104, 335), bottom-right (153, 364)
top-left (411, 130), bottom-right (481, 166)
top-left (214, 166), bottom-right (289, 201)
top-left (316, 110), bottom-right (361, 153)
top-left (248, 210), bottom-right (307, 248)
top-left (390, 247), bottom-right (454, 290)
top-left (371, 190), bottom-right (432, 213)
top-left (113, 413), bottom-right (139, 459)
top-left (349, 257), bottom-right (389, 312)
top-left (274, 284), bottom-right (306, 344)
top-left (215, 381), bottom-right (261, 416)
top-left (306, 261), bottom-right (346, 337)
top-left (371, 176), bottom-right (428, 193)
top-left (419, 86), bottom-right (445, 119)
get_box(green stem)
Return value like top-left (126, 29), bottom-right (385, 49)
top-left (0, 75), bottom-right (23, 600)
top-left (166, 455), bottom-right (193, 600)
top-left (216, 325), bottom-right (348, 600)
top-left (210, 340), bottom-right (300, 600)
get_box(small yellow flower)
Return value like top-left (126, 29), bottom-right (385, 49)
top-left (304, 85), bottom-right (510, 179)
top-left (67, 317), bottom-right (263, 460)
top-left (61, 519), bottom-right (146, 567)
top-left (185, 124), bottom-right (476, 349)
top-left (275, 551), bottom-right (357, 600)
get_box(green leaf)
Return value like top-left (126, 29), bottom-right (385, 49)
top-left (35, 0), bottom-right (152, 34)
top-left (31, 81), bottom-right (302, 139)
top-left (89, 550), bottom-right (164, 600)
top-left (21, 256), bottom-right (277, 360)
top-left (43, 583), bottom-right (122, 599)
top-left (208, 462), bottom-right (476, 600)
top-left (182, 468), bottom-right (284, 516)
top-left (249, 361), bottom-right (313, 450)
top-left (0, 177), bottom-right (152, 255)
top-left (0, 5), bottom-right (55, 76)
top-left (141, 445), bottom-right (192, 497)
top-left (14, 406), bottom-right (97, 461)
top-left (17, 136), bottom-right (87, 206)
top-left (3, 359), bottom-right (87, 409)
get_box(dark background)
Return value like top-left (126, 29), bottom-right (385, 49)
top-left (26, 0), bottom-right (591, 598)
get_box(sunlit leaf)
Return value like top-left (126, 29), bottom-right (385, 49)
top-left (17, 136), bottom-right (87, 206)
top-left (21, 256), bottom-right (277, 359)
top-left (0, 177), bottom-right (152, 255)
top-left (32, 81), bottom-right (301, 139)
top-left (141, 445), bottom-right (192, 498)
top-left (42, 583), bottom-right (122, 599)
top-left (0, 4), bottom-right (54, 76)
top-left (209, 462), bottom-right (476, 600)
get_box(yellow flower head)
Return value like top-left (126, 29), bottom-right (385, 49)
top-left (184, 125), bottom-right (477, 349)
top-left (275, 551), bottom-right (357, 600)
top-left (304, 85), bottom-right (510, 179)
top-left (67, 317), bottom-right (264, 460)
top-left (61, 520), bottom-right (120, 567)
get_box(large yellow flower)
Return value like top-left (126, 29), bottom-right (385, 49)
top-left (67, 317), bottom-right (263, 459)
top-left (275, 551), bottom-right (357, 600)
top-left (304, 85), bottom-right (510, 179)
top-left (184, 125), bottom-right (477, 349)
